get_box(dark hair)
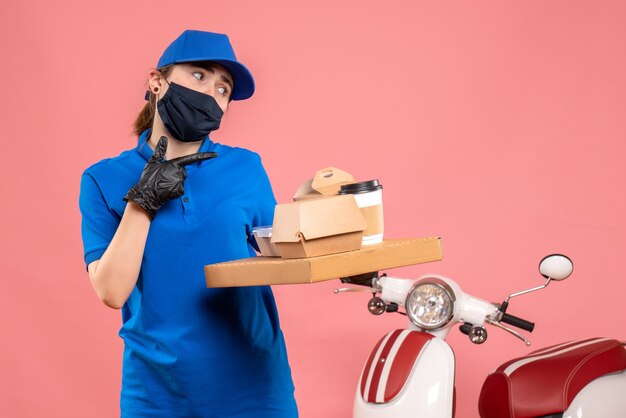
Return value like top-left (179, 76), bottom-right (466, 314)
top-left (132, 65), bottom-right (174, 136)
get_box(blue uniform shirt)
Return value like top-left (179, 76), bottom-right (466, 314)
top-left (79, 130), bottom-right (298, 417)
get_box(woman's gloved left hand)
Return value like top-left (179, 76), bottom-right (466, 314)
top-left (124, 136), bottom-right (217, 220)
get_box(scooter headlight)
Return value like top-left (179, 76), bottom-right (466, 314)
top-left (405, 278), bottom-right (456, 330)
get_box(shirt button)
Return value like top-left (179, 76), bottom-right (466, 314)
top-left (183, 197), bottom-right (189, 202)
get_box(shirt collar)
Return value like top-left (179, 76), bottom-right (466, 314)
top-left (136, 130), bottom-right (216, 161)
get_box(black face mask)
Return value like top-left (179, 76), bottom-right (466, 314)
top-left (157, 81), bottom-right (224, 142)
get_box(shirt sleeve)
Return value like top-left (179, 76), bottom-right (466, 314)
top-left (247, 154), bottom-right (277, 254)
top-left (79, 171), bottom-right (121, 269)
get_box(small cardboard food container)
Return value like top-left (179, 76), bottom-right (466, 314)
top-left (271, 194), bottom-right (367, 258)
top-left (251, 226), bottom-right (281, 257)
top-left (293, 167), bottom-right (356, 201)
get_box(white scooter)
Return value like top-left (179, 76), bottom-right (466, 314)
top-left (335, 255), bottom-right (626, 418)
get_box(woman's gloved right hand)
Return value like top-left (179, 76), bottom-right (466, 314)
top-left (124, 136), bottom-right (217, 220)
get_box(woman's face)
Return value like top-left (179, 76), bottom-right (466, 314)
top-left (154, 62), bottom-right (234, 113)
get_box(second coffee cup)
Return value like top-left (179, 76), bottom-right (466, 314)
top-left (339, 180), bottom-right (384, 246)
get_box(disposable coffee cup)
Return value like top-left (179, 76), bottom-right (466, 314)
top-left (339, 180), bottom-right (384, 246)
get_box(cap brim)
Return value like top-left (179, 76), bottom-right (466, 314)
top-left (170, 57), bottom-right (255, 101)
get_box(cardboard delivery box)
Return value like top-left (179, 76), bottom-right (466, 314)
top-left (205, 237), bottom-right (443, 288)
top-left (271, 194), bottom-right (367, 258)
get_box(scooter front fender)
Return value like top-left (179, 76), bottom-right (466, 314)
top-left (354, 330), bottom-right (455, 418)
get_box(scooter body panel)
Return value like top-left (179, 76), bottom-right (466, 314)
top-left (563, 369), bottom-right (626, 418)
top-left (354, 335), bottom-right (455, 418)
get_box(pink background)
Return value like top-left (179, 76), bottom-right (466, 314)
top-left (2, 1), bottom-right (625, 417)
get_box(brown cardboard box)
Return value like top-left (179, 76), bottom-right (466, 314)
top-left (293, 167), bottom-right (355, 201)
top-left (271, 194), bottom-right (367, 258)
top-left (205, 237), bottom-right (443, 288)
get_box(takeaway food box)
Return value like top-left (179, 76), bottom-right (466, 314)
top-left (204, 167), bottom-right (443, 288)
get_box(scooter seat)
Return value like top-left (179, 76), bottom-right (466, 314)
top-left (478, 337), bottom-right (626, 418)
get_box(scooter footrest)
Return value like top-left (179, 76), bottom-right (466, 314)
top-left (478, 338), bottom-right (626, 418)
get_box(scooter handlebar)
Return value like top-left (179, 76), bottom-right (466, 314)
top-left (501, 313), bottom-right (535, 332)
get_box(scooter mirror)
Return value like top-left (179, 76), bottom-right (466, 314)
top-left (539, 254), bottom-right (573, 281)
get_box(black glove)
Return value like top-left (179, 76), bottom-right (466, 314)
top-left (124, 136), bottom-right (217, 220)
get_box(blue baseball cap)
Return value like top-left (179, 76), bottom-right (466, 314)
top-left (157, 30), bottom-right (255, 101)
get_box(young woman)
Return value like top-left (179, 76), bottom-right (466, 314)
top-left (79, 30), bottom-right (298, 417)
